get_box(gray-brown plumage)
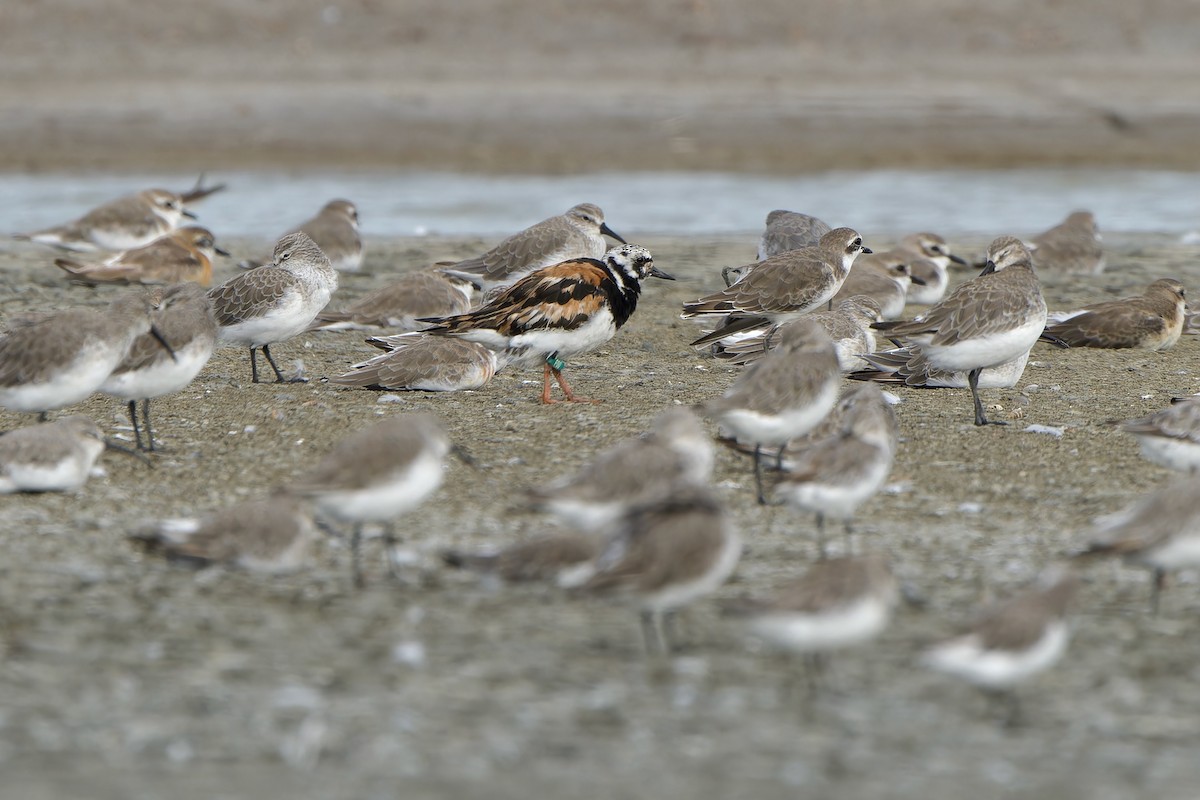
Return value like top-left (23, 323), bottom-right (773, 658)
top-left (309, 268), bottom-right (474, 331)
top-left (241, 199), bottom-right (363, 272)
top-left (441, 203), bottom-right (625, 289)
top-left (757, 210), bottom-right (833, 260)
top-left (1030, 210), bottom-right (1105, 274)
top-left (441, 533), bottom-right (603, 584)
top-left (1043, 278), bottom-right (1187, 350)
top-left (0, 415), bottom-right (107, 494)
top-left (54, 226), bottom-right (227, 287)
top-left (893, 232), bottom-right (966, 305)
top-left (714, 296), bottom-right (881, 370)
top-left (685, 228), bottom-right (871, 347)
top-left (1121, 397), bottom-right (1200, 473)
top-left (830, 251), bottom-right (917, 320)
top-left (130, 494), bottom-right (318, 573)
top-left (17, 188), bottom-right (194, 252)
top-left (333, 333), bottom-right (502, 392)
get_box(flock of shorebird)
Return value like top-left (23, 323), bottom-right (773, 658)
top-left (3, 183), bottom-right (1198, 724)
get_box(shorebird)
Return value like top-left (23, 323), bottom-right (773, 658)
top-left (54, 226), bottom-right (228, 287)
top-left (100, 283), bottom-right (217, 451)
top-left (713, 296), bottom-right (881, 371)
top-left (240, 199), bottom-right (363, 272)
top-left (830, 250), bottom-right (922, 321)
top-left (1043, 278), bottom-right (1187, 350)
top-left (872, 235), bottom-right (1047, 426)
top-left (0, 292), bottom-right (174, 419)
top-left (893, 232), bottom-right (967, 306)
top-left (441, 203), bottom-right (625, 290)
top-left (1030, 210), bottom-right (1105, 274)
top-left (1121, 397), bottom-right (1200, 473)
top-left (208, 232), bottom-right (339, 383)
top-left (421, 244), bottom-right (673, 404)
top-left (851, 348), bottom-right (1030, 390)
top-left (684, 228), bottom-right (871, 347)
top-left (564, 486), bottom-right (741, 655)
top-left (0, 416), bottom-right (108, 493)
top-left (922, 568), bottom-right (1078, 726)
top-left (526, 406), bottom-right (714, 532)
top-left (703, 318), bottom-right (842, 503)
top-left (757, 210), bottom-right (833, 260)
top-left (289, 413), bottom-right (455, 587)
top-left (15, 188), bottom-right (196, 252)
top-left (333, 333), bottom-right (503, 392)
top-left (130, 494), bottom-right (319, 573)
top-left (309, 268), bottom-right (474, 331)
top-left (441, 532), bottom-right (603, 585)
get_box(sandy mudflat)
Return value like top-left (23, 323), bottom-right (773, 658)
top-left (1, 232), bottom-right (1200, 799)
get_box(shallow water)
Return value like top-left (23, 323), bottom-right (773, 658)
top-left (3, 169), bottom-right (1200, 239)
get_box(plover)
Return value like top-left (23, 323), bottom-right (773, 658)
top-left (1075, 475), bottom-right (1200, 611)
top-left (240, 199), bottom-right (363, 273)
top-left (0, 292), bottom-right (173, 419)
top-left (714, 296), bottom-right (881, 371)
top-left (893, 232), bottom-right (967, 306)
top-left (441, 203), bottom-right (625, 290)
top-left (130, 494), bottom-right (319, 573)
top-left (0, 416), bottom-right (108, 493)
top-left (1121, 397), bottom-right (1200, 473)
top-left (309, 268), bottom-right (474, 331)
top-left (54, 226), bottom-right (228, 287)
top-left (332, 333), bottom-right (503, 392)
top-left (101, 283), bottom-right (218, 451)
top-left (873, 235), bottom-right (1047, 426)
top-left (208, 232), bottom-right (339, 383)
top-left (757, 210), bottom-right (833, 260)
top-left (526, 406), bottom-right (714, 532)
top-left (830, 250), bottom-right (921, 321)
top-left (289, 413), bottom-right (454, 587)
top-left (704, 318), bottom-right (842, 503)
top-left (421, 244), bottom-right (673, 404)
top-left (1043, 278), bottom-right (1187, 350)
top-left (565, 486), bottom-right (741, 655)
top-left (16, 188), bottom-right (196, 252)
top-left (772, 382), bottom-right (898, 557)
top-left (684, 228), bottom-right (870, 347)
top-left (851, 347), bottom-right (1030, 390)
top-left (441, 532), bottom-right (603, 584)
top-left (1030, 210), bottom-right (1105, 274)
top-left (922, 568), bottom-right (1078, 726)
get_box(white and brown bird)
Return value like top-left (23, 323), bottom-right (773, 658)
top-left (101, 283), bottom-right (218, 451)
top-left (240, 199), bottom-right (363, 273)
top-left (564, 487), bottom-right (741, 655)
top-left (0, 416), bottom-right (108, 494)
top-left (54, 226), bottom-right (228, 287)
top-left (1030, 210), bottom-right (1105, 274)
top-left (441, 203), bottom-right (625, 290)
top-left (1121, 398), bottom-right (1200, 473)
top-left (830, 250), bottom-right (922, 321)
top-left (208, 232), bottom-right (339, 383)
top-left (1043, 278), bottom-right (1187, 350)
top-left (922, 568), bottom-right (1078, 726)
top-left (130, 494), bottom-right (319, 574)
top-left (441, 532), bottom-right (604, 585)
top-left (851, 347), bottom-right (1030, 390)
top-left (893, 232), bottom-right (967, 306)
top-left (309, 268), bottom-right (474, 331)
top-left (420, 244), bottom-right (673, 404)
top-left (757, 210), bottom-right (833, 260)
top-left (16, 188), bottom-right (196, 253)
top-left (684, 228), bottom-right (871, 347)
top-left (526, 406), bottom-right (714, 532)
top-left (872, 235), bottom-right (1047, 426)
top-left (704, 318), bottom-right (842, 503)
top-left (333, 333), bottom-right (503, 392)
top-left (289, 413), bottom-right (455, 587)
top-left (714, 296), bottom-right (881, 371)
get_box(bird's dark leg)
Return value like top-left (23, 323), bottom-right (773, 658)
top-left (970, 367), bottom-right (1006, 426)
top-left (754, 444), bottom-right (768, 505)
top-left (249, 346), bottom-right (261, 384)
top-left (351, 522), bottom-right (365, 589)
top-left (843, 519), bottom-right (855, 556)
top-left (1151, 567), bottom-right (1167, 615)
top-left (261, 343), bottom-right (304, 383)
top-left (383, 522), bottom-right (403, 583)
top-left (37, 411), bottom-right (49, 423)
top-left (127, 400), bottom-right (143, 451)
top-left (141, 399), bottom-right (157, 452)
top-left (640, 609), bottom-right (664, 656)
top-left (815, 513), bottom-right (827, 559)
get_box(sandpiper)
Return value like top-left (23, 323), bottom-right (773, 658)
top-left (757, 210), bottom-right (833, 260)
top-left (1121, 397), bottom-right (1200, 473)
top-left (240, 199), bottom-right (363, 273)
top-left (309, 268), bottom-right (474, 331)
top-left (893, 232), bottom-right (967, 306)
top-left (1031, 210), bottom-right (1105, 274)
top-left (714, 296), bottom-right (881, 372)
top-left (830, 251), bottom-right (921, 321)
top-left (0, 416), bottom-right (108, 493)
top-left (333, 333), bottom-right (503, 392)
top-left (441, 532), bottom-right (603, 585)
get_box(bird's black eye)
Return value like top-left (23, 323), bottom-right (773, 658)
top-left (280, 251), bottom-right (291, 261)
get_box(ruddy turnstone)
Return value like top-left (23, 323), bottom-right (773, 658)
top-left (441, 203), bottom-right (625, 290)
top-left (872, 235), bottom-right (1047, 426)
top-left (757, 210), bottom-right (833, 260)
top-left (54, 226), bottom-right (228, 287)
top-left (0, 416), bottom-right (108, 494)
top-left (922, 568), bottom-right (1078, 726)
top-left (1121, 398), bottom-right (1200, 473)
top-left (332, 333), bottom-right (503, 392)
top-left (0, 292), bottom-right (174, 419)
top-left (714, 296), bottom-right (881, 371)
top-left (1031, 210), bottom-right (1105, 274)
top-left (420, 244), bottom-right (672, 404)
top-left (564, 486), bottom-right (741, 655)
top-left (893, 232), bottom-right (967, 306)
top-left (16, 188), bottom-right (197, 252)
top-left (526, 406), bottom-right (714, 532)
top-left (684, 227), bottom-right (870, 347)
top-left (130, 493), bottom-right (319, 573)
top-left (240, 199), bottom-right (363, 273)
top-left (208, 232), bottom-right (339, 383)
top-left (309, 268), bottom-right (474, 331)
top-left (1043, 278), bottom-right (1187, 350)
top-left (441, 532), bottom-right (603, 584)
top-left (704, 318), bottom-right (842, 503)
top-left (289, 413), bottom-right (454, 587)
top-left (101, 283), bottom-right (217, 451)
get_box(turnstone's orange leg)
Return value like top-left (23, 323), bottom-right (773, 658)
top-left (551, 367), bottom-right (601, 404)
top-left (540, 363), bottom-right (560, 404)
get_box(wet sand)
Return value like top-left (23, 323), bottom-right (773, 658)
top-left (2, 233), bottom-right (1200, 798)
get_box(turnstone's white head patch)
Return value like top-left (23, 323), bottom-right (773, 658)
top-left (604, 244), bottom-right (674, 283)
